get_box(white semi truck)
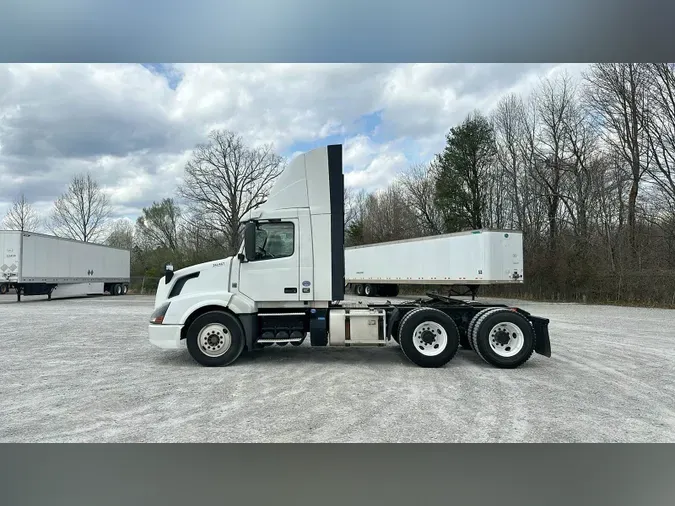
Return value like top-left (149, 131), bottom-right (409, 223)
top-left (345, 230), bottom-right (524, 299)
top-left (148, 144), bottom-right (551, 369)
top-left (0, 230), bottom-right (131, 301)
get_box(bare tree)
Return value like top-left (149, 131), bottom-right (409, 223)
top-left (493, 94), bottom-right (528, 230)
top-left (533, 72), bottom-right (575, 250)
top-left (106, 219), bottom-right (135, 250)
top-left (178, 130), bottom-right (285, 254)
top-left (136, 198), bottom-right (183, 252)
top-left (397, 163), bottom-right (444, 235)
top-left (344, 186), bottom-right (362, 229)
top-left (2, 193), bottom-right (41, 232)
top-left (560, 93), bottom-right (603, 238)
top-left (643, 64), bottom-right (675, 214)
top-left (359, 184), bottom-right (419, 244)
top-left (50, 172), bottom-right (112, 242)
top-left (583, 63), bottom-right (650, 260)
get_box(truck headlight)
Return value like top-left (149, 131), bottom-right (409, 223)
top-left (150, 302), bottom-right (171, 324)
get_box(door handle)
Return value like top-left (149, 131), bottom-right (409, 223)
top-left (284, 287), bottom-right (297, 294)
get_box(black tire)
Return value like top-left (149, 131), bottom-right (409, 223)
top-left (364, 284), bottom-right (376, 297)
top-left (471, 308), bottom-right (535, 369)
top-left (355, 284), bottom-right (364, 296)
top-left (466, 308), bottom-right (494, 350)
top-left (112, 284), bottom-right (122, 296)
top-left (397, 307), bottom-right (460, 368)
top-left (186, 311), bottom-right (245, 367)
top-left (122, 284), bottom-right (128, 295)
top-left (0, 283), bottom-right (7, 295)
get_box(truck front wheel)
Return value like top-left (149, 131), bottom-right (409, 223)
top-left (186, 311), bottom-right (245, 367)
top-left (397, 307), bottom-right (460, 367)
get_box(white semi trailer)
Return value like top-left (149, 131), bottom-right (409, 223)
top-left (345, 230), bottom-right (524, 298)
top-left (148, 144), bottom-right (551, 369)
top-left (0, 230), bottom-right (131, 301)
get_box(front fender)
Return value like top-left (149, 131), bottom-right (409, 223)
top-left (163, 291), bottom-right (256, 325)
top-left (163, 292), bottom-right (233, 325)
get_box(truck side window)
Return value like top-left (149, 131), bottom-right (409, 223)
top-left (254, 222), bottom-right (294, 260)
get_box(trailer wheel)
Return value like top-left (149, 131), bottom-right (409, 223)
top-left (0, 283), bottom-right (7, 295)
top-left (355, 284), bottom-right (364, 296)
top-left (364, 284), bottom-right (376, 297)
top-left (122, 284), bottom-right (128, 295)
top-left (186, 311), bottom-right (245, 367)
top-left (471, 308), bottom-right (535, 369)
top-left (397, 307), bottom-right (460, 367)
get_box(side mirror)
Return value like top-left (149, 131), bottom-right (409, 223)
top-left (164, 263), bottom-right (174, 283)
top-left (244, 222), bottom-right (256, 260)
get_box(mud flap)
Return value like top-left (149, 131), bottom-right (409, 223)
top-left (529, 316), bottom-right (551, 357)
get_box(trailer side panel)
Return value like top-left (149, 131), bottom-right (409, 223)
top-left (345, 230), bottom-right (523, 285)
top-left (18, 232), bottom-right (130, 283)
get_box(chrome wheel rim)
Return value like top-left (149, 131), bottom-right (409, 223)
top-left (412, 321), bottom-right (447, 357)
top-left (488, 321), bottom-right (524, 357)
top-left (198, 323), bottom-right (232, 357)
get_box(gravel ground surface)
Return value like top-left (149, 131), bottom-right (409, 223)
top-left (1, 293), bottom-right (674, 442)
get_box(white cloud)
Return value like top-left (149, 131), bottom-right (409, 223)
top-left (343, 135), bottom-right (409, 191)
top-left (0, 63), bottom-right (590, 223)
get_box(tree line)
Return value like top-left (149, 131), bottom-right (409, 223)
top-left (4, 63), bottom-right (675, 306)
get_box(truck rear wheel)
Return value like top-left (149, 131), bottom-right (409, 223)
top-left (186, 311), bottom-right (245, 367)
top-left (397, 307), bottom-right (460, 368)
top-left (470, 308), bottom-right (535, 369)
top-left (465, 308), bottom-right (494, 350)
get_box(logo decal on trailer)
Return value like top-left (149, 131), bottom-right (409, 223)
top-left (302, 281), bottom-right (311, 287)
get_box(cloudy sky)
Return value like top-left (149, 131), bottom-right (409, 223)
top-left (0, 63), bottom-right (589, 224)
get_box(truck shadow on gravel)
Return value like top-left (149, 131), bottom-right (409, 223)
top-left (151, 346), bottom-right (508, 369)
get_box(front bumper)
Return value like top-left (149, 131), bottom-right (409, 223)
top-left (148, 323), bottom-right (185, 349)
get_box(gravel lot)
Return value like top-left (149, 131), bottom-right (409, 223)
top-left (1, 292), bottom-right (674, 442)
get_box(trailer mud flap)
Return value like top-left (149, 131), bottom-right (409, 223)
top-left (529, 316), bottom-right (551, 357)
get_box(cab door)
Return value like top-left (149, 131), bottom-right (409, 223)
top-left (238, 219), bottom-right (300, 302)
